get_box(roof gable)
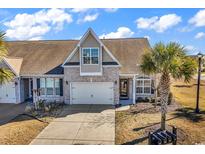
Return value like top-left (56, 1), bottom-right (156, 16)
top-left (62, 28), bottom-right (121, 67)
top-left (2, 57), bottom-right (23, 76)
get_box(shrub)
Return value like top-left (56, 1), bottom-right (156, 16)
top-left (36, 99), bottom-right (46, 110)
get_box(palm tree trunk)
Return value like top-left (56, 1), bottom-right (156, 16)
top-left (159, 72), bottom-right (170, 130)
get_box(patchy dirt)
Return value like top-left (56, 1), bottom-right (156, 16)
top-left (0, 104), bottom-right (64, 145)
top-left (0, 115), bottom-right (50, 145)
top-left (116, 79), bottom-right (205, 145)
top-left (116, 102), bottom-right (205, 145)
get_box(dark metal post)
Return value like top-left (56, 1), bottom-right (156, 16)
top-left (172, 126), bottom-right (177, 145)
top-left (148, 132), bottom-right (152, 145)
top-left (196, 53), bottom-right (202, 113)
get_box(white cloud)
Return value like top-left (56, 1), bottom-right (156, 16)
top-left (4, 8), bottom-right (73, 40)
top-left (144, 35), bottom-right (150, 40)
top-left (70, 8), bottom-right (90, 13)
top-left (73, 36), bottom-right (82, 40)
top-left (185, 45), bottom-right (195, 51)
top-left (178, 26), bottom-right (193, 32)
top-left (29, 36), bottom-right (43, 41)
top-left (135, 14), bottom-right (182, 32)
top-left (185, 45), bottom-right (198, 55)
top-left (189, 9), bottom-right (205, 27)
top-left (195, 32), bottom-right (205, 39)
top-left (104, 8), bottom-right (118, 13)
top-left (77, 13), bottom-right (99, 24)
top-left (99, 27), bottom-right (134, 39)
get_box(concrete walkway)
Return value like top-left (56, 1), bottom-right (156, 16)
top-left (30, 105), bottom-right (115, 145)
top-left (0, 103), bottom-right (26, 125)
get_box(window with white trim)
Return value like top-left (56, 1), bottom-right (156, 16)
top-left (39, 78), bottom-right (60, 96)
top-left (136, 77), bottom-right (151, 94)
top-left (82, 48), bottom-right (99, 64)
top-left (46, 78), bottom-right (54, 95)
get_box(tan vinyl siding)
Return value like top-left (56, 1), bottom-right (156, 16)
top-left (80, 33), bottom-right (102, 73)
top-left (102, 47), bottom-right (115, 62)
top-left (69, 48), bottom-right (80, 62)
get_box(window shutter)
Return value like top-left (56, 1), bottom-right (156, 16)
top-left (60, 79), bottom-right (63, 96)
top-left (37, 78), bottom-right (40, 89)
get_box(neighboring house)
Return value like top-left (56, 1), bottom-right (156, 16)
top-left (0, 28), bottom-right (155, 105)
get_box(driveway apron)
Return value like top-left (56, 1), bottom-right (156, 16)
top-left (30, 104), bottom-right (115, 145)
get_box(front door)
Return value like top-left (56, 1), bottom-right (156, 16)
top-left (120, 79), bottom-right (129, 99)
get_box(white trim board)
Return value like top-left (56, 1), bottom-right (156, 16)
top-left (62, 28), bottom-right (121, 67)
top-left (21, 74), bottom-right (64, 78)
top-left (2, 58), bottom-right (19, 77)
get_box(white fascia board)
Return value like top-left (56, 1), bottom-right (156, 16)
top-left (89, 28), bottom-right (121, 66)
top-left (62, 28), bottom-right (122, 67)
top-left (120, 73), bottom-right (138, 77)
top-left (63, 65), bottom-right (80, 68)
top-left (21, 74), bottom-right (64, 78)
top-left (102, 45), bottom-right (122, 67)
top-left (80, 72), bottom-right (102, 76)
top-left (2, 58), bottom-right (18, 77)
top-left (103, 65), bottom-right (121, 67)
top-left (62, 47), bottom-right (78, 66)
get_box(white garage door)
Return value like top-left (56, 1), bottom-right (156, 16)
top-left (70, 82), bottom-right (114, 104)
top-left (0, 82), bottom-right (16, 103)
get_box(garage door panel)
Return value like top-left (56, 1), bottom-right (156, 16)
top-left (0, 82), bottom-right (16, 103)
top-left (70, 82), bottom-right (114, 105)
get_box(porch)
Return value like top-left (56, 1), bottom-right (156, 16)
top-left (119, 74), bottom-right (156, 105)
top-left (19, 76), bottom-right (64, 104)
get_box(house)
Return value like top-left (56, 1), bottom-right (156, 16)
top-left (0, 28), bottom-right (155, 105)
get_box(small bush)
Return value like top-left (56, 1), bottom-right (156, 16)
top-left (36, 99), bottom-right (46, 110)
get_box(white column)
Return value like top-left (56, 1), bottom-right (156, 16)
top-left (28, 78), bottom-right (31, 98)
top-left (133, 75), bottom-right (136, 104)
top-left (32, 78), bottom-right (37, 105)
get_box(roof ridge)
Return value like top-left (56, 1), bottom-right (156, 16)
top-left (6, 37), bottom-right (148, 43)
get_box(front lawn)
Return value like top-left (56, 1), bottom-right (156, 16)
top-left (116, 79), bottom-right (205, 145)
top-left (0, 115), bottom-right (50, 144)
top-left (171, 79), bottom-right (205, 110)
top-left (0, 105), bottom-right (63, 145)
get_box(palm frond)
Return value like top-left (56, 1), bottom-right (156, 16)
top-left (0, 68), bottom-right (14, 84)
top-left (0, 30), bottom-right (14, 84)
top-left (0, 31), bottom-right (7, 59)
top-left (140, 52), bottom-right (157, 75)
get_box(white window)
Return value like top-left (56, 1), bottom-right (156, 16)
top-left (46, 78), bottom-right (54, 95)
top-left (55, 78), bottom-right (60, 95)
top-left (82, 48), bottom-right (99, 64)
top-left (39, 78), bottom-right (60, 96)
top-left (136, 77), bottom-right (151, 94)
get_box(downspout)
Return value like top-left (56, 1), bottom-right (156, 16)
top-left (133, 75), bottom-right (136, 104)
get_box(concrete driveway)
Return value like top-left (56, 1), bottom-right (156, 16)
top-left (0, 103), bottom-right (26, 125)
top-left (30, 105), bottom-right (115, 145)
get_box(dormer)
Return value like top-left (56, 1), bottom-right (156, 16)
top-left (62, 28), bottom-right (121, 76)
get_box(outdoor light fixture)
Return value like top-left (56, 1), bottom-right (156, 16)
top-left (195, 52), bottom-right (203, 113)
top-left (14, 82), bottom-right (18, 86)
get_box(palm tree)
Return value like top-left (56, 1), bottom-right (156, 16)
top-left (140, 42), bottom-right (197, 130)
top-left (0, 31), bottom-right (14, 84)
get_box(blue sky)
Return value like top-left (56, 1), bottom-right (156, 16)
top-left (0, 8), bottom-right (205, 55)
